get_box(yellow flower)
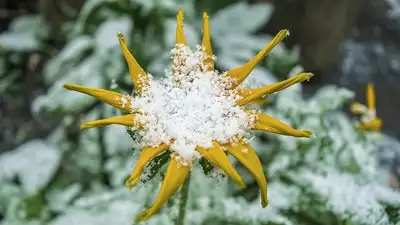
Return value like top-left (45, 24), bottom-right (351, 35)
top-left (350, 83), bottom-right (382, 132)
top-left (63, 9), bottom-right (313, 222)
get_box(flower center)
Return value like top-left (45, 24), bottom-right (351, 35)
top-left (130, 45), bottom-right (250, 161)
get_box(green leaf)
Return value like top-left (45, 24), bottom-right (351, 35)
top-left (140, 150), bottom-right (171, 184)
top-left (21, 193), bottom-right (45, 220)
top-left (0, 140), bottom-right (61, 195)
top-left (211, 2), bottom-right (274, 33)
top-left (199, 158), bottom-right (214, 175)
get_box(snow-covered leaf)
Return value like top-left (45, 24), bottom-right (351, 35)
top-left (0, 15), bottom-right (46, 51)
top-left (34, 56), bottom-right (104, 113)
top-left (49, 200), bottom-right (141, 225)
top-left (44, 36), bottom-right (93, 83)
top-left (46, 184), bottom-right (82, 212)
top-left (104, 125), bottom-right (133, 156)
top-left (0, 140), bottom-right (61, 194)
top-left (211, 2), bottom-right (274, 34)
top-left (302, 171), bottom-right (400, 225)
top-left (94, 17), bottom-right (132, 54)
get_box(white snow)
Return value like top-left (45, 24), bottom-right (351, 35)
top-left (303, 171), bottom-right (400, 225)
top-left (0, 140), bottom-right (61, 195)
top-left (128, 45), bottom-right (251, 162)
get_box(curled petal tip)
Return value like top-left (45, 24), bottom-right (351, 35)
top-left (125, 177), bottom-right (139, 189)
top-left (62, 84), bottom-right (73, 90)
top-left (177, 9), bottom-right (184, 19)
top-left (116, 32), bottom-right (124, 38)
top-left (203, 12), bottom-right (209, 18)
top-left (80, 124), bottom-right (90, 130)
top-left (301, 130), bottom-right (313, 138)
top-left (238, 180), bottom-right (247, 189)
top-left (281, 29), bottom-right (290, 37)
top-left (305, 73), bottom-right (314, 79)
top-left (135, 209), bottom-right (151, 222)
top-left (116, 33), bottom-right (126, 44)
top-left (262, 200), bottom-right (269, 208)
top-left (232, 172), bottom-right (246, 188)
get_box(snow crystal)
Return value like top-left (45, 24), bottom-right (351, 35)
top-left (128, 45), bottom-right (250, 162)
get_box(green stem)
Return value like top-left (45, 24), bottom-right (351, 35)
top-left (177, 173), bottom-right (191, 225)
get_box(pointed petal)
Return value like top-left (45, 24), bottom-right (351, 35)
top-left (135, 157), bottom-right (190, 222)
top-left (63, 84), bottom-right (131, 111)
top-left (197, 142), bottom-right (246, 188)
top-left (80, 114), bottom-right (141, 129)
top-left (125, 144), bottom-right (169, 189)
top-left (237, 73), bottom-right (313, 106)
top-left (225, 141), bottom-right (268, 207)
top-left (201, 12), bottom-right (214, 71)
top-left (350, 101), bottom-right (367, 115)
top-left (249, 110), bottom-right (312, 138)
top-left (366, 83), bottom-right (376, 111)
top-left (358, 118), bottom-right (382, 132)
top-left (117, 33), bottom-right (149, 94)
top-left (175, 9), bottom-right (187, 45)
top-left (226, 30), bottom-right (289, 88)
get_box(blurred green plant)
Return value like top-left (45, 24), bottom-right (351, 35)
top-left (0, 0), bottom-right (399, 225)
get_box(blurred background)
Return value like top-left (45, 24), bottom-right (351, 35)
top-left (0, 0), bottom-right (400, 225)
top-left (2, 0), bottom-right (400, 151)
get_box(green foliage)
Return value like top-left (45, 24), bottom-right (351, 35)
top-left (1, 1), bottom-right (399, 225)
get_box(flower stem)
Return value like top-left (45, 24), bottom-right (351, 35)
top-left (177, 172), bottom-right (191, 225)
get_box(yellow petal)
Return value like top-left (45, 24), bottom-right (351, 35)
top-left (63, 84), bottom-right (131, 111)
top-left (350, 101), bottom-right (367, 115)
top-left (175, 9), bottom-right (187, 45)
top-left (249, 110), bottom-right (312, 138)
top-left (135, 157), bottom-right (190, 222)
top-left (226, 30), bottom-right (289, 88)
top-left (117, 33), bottom-right (149, 94)
top-left (366, 83), bottom-right (376, 111)
top-left (125, 144), bottom-right (169, 189)
top-left (357, 118), bottom-right (382, 132)
top-left (201, 12), bottom-right (214, 71)
top-left (247, 97), bottom-right (268, 107)
top-left (225, 141), bottom-right (268, 207)
top-left (196, 141), bottom-right (246, 188)
top-left (80, 114), bottom-right (141, 129)
top-left (237, 73), bottom-right (313, 106)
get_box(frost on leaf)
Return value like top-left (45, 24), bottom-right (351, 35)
top-left (0, 140), bottom-right (61, 195)
top-left (49, 200), bottom-right (140, 225)
top-left (0, 15), bottom-right (45, 51)
top-left (301, 171), bottom-right (400, 225)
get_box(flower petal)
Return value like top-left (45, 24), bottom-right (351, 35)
top-left (237, 73), bottom-right (313, 106)
top-left (201, 12), bottom-right (214, 71)
top-left (197, 141), bottom-right (246, 188)
top-left (63, 84), bottom-right (131, 111)
top-left (249, 110), bottom-right (312, 138)
top-left (176, 9), bottom-right (187, 45)
top-left (125, 144), bottom-right (169, 189)
top-left (225, 141), bottom-right (268, 207)
top-left (357, 118), bottom-right (382, 132)
top-left (135, 157), bottom-right (190, 222)
top-left (248, 97), bottom-right (268, 106)
top-left (226, 30), bottom-right (289, 88)
top-left (350, 101), bottom-right (367, 115)
top-left (366, 83), bottom-right (376, 111)
top-left (80, 114), bottom-right (141, 129)
top-left (117, 33), bottom-right (149, 94)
